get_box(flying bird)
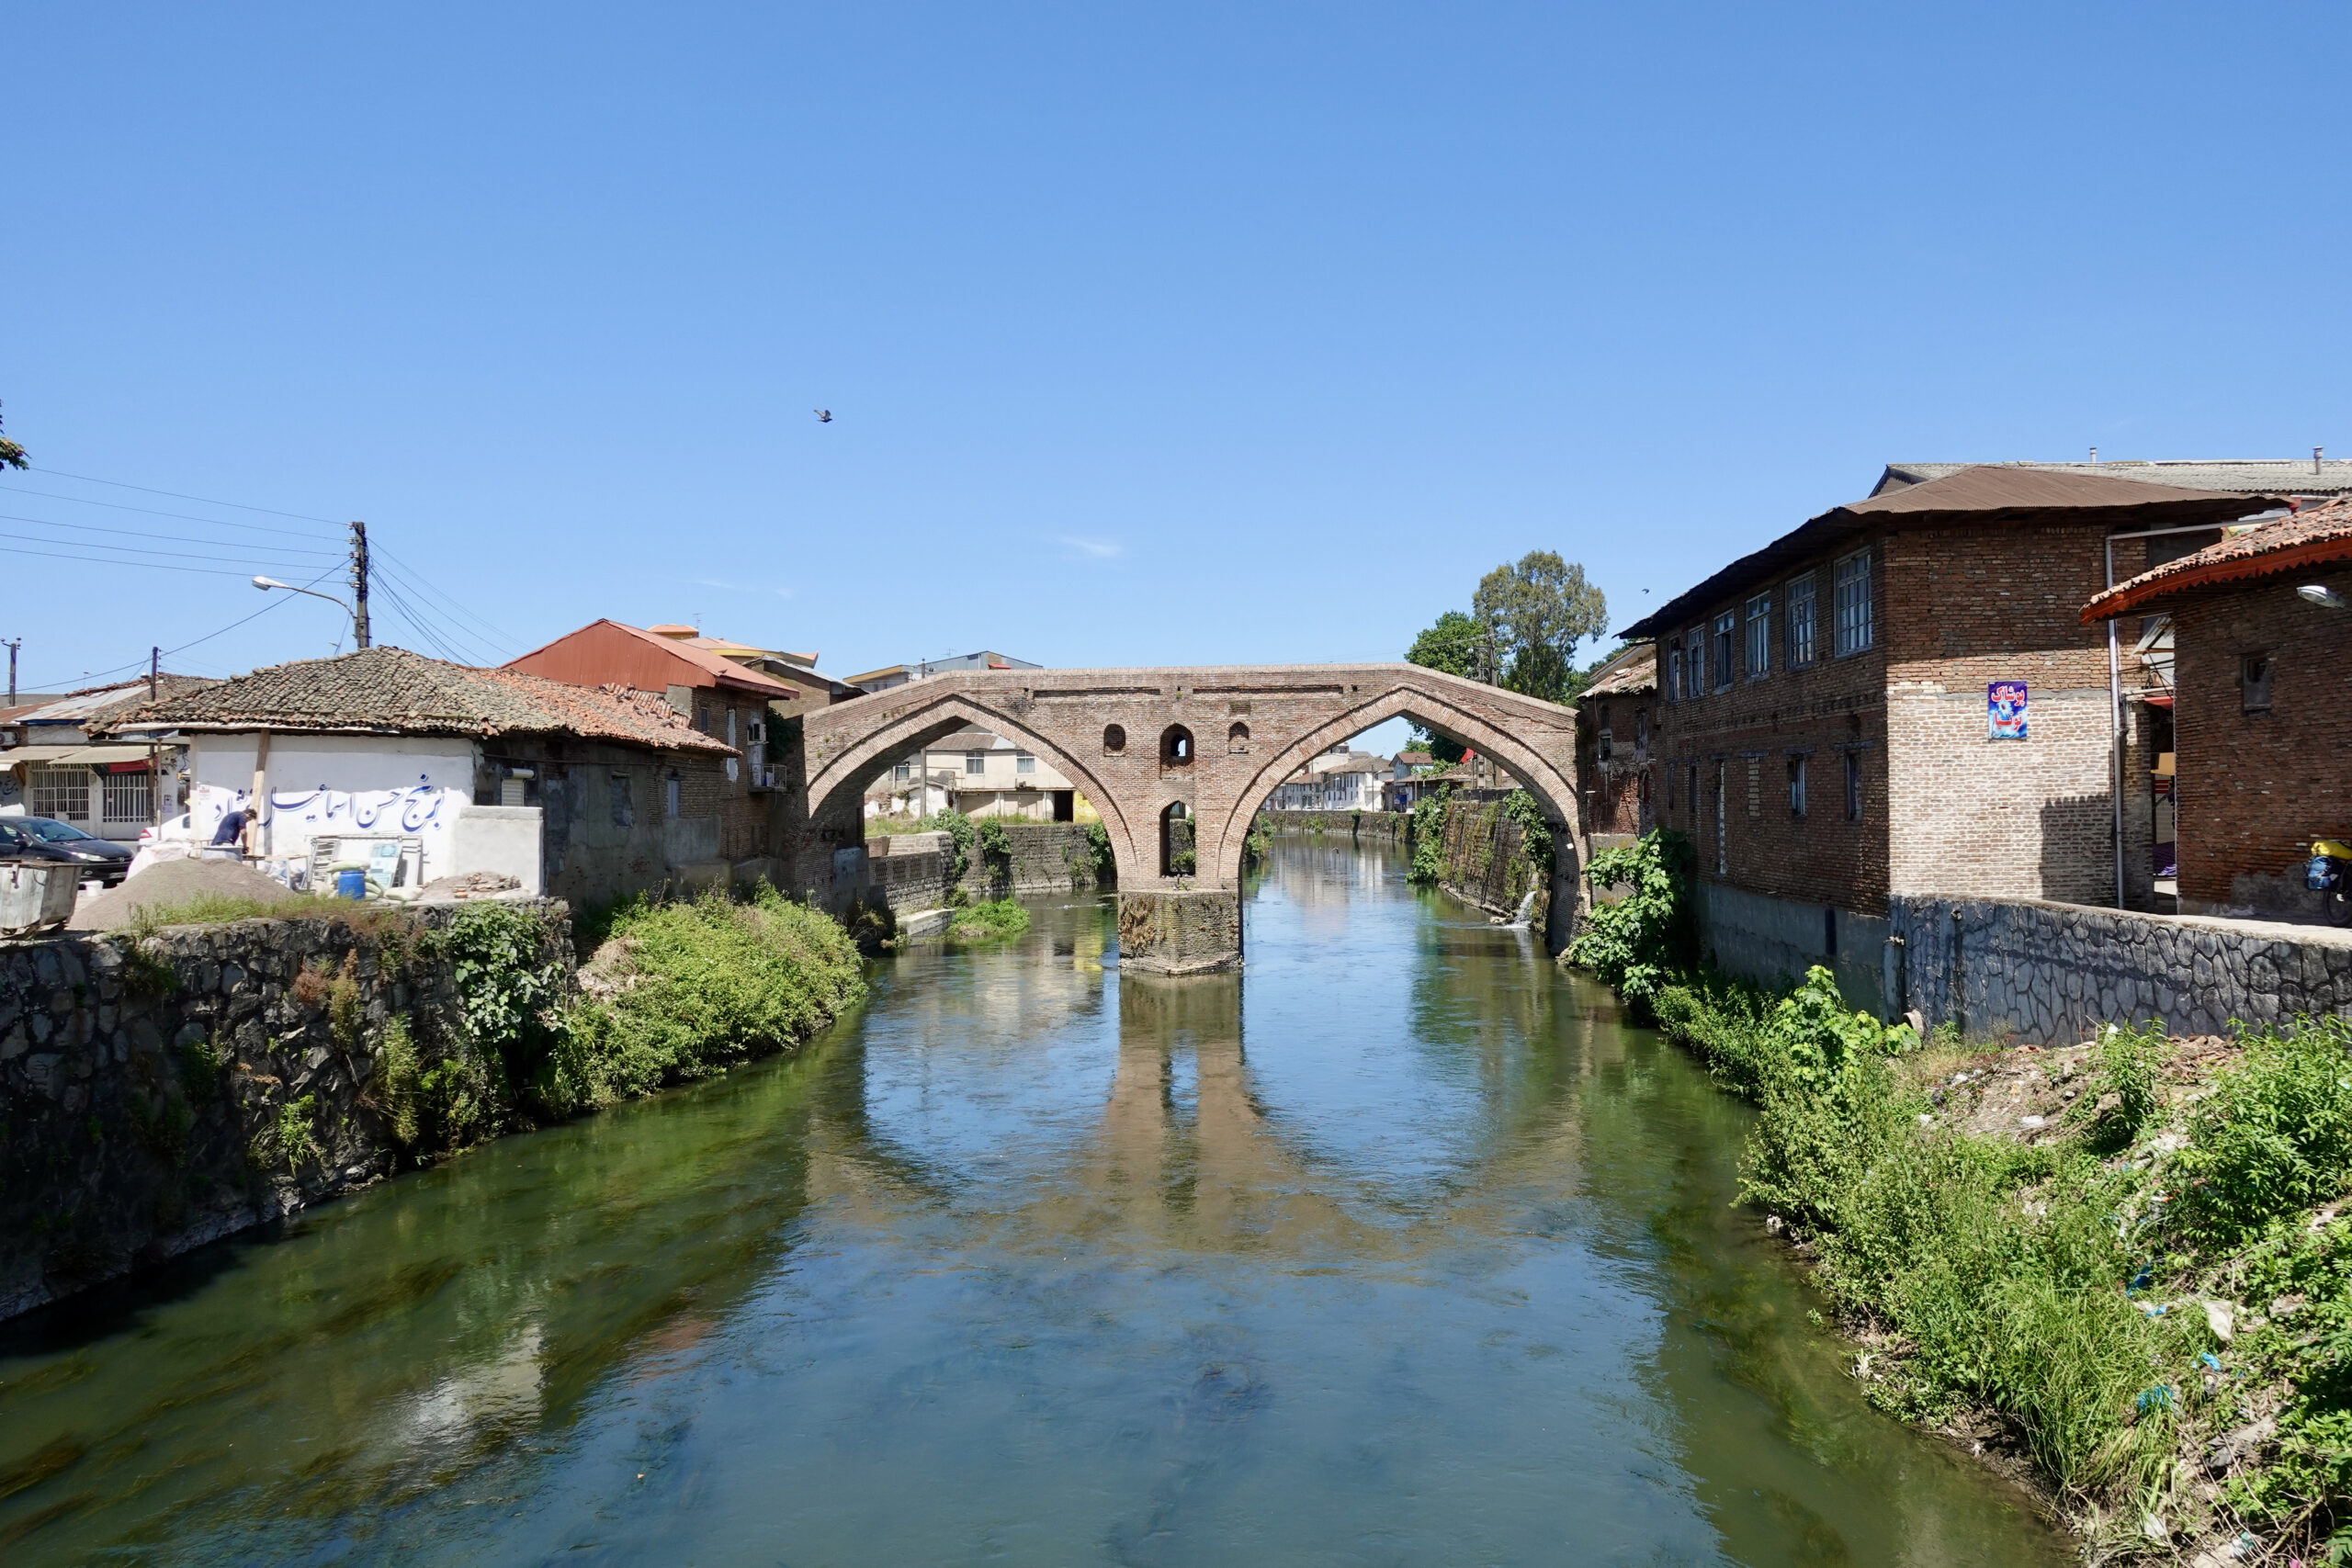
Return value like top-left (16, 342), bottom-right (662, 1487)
top-left (814, 409), bottom-right (832, 423)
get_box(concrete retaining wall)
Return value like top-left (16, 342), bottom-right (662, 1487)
top-left (1891, 895), bottom-right (2352, 1044)
top-left (864, 823), bottom-right (1112, 917)
top-left (1257, 809), bottom-right (1408, 843)
top-left (1695, 881), bottom-right (1894, 1019)
top-left (0, 900), bottom-right (572, 1322)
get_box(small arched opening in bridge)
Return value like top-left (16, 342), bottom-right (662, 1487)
top-left (1103, 724), bottom-right (1126, 756)
top-left (1227, 721), bottom-right (1250, 753)
top-left (1159, 725), bottom-right (1193, 775)
top-left (1160, 801), bottom-right (1193, 877)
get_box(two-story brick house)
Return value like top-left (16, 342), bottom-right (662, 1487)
top-left (1623, 465), bottom-right (2266, 1011)
top-left (2084, 499), bottom-right (2352, 921)
top-left (1574, 644), bottom-right (1656, 850)
top-left (503, 620), bottom-right (823, 884)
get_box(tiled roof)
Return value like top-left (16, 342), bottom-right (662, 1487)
top-left (2083, 500), bottom-right (2352, 621)
top-left (1580, 643), bottom-right (1657, 700)
top-left (1883, 458), bottom-right (2352, 499)
top-left (94, 646), bottom-right (735, 753)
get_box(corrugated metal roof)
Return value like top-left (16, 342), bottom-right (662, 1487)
top-left (1880, 459), bottom-right (2352, 498)
top-left (11, 675), bottom-right (217, 725)
top-left (1622, 466), bottom-right (2271, 641)
top-left (2084, 499), bottom-right (2352, 620)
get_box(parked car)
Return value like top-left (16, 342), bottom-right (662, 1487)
top-left (0, 817), bottom-right (135, 885)
top-left (141, 812), bottom-right (201, 847)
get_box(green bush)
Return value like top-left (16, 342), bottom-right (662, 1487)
top-left (920, 810), bottom-right (977, 884)
top-left (2177, 1015), bottom-right (2352, 1246)
top-left (1565, 829), bottom-right (1694, 1006)
top-left (546, 885), bottom-right (865, 1115)
top-left (1499, 789), bottom-right (1552, 872)
top-left (1085, 819), bottom-right (1114, 879)
top-left (2075, 1019), bottom-right (2171, 1153)
top-left (1407, 786), bottom-right (1453, 886)
top-left (946, 897), bottom-right (1030, 943)
top-left (974, 818), bottom-right (1013, 882)
top-left (372, 1017), bottom-right (421, 1146)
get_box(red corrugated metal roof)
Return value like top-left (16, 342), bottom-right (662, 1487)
top-left (503, 619), bottom-right (799, 698)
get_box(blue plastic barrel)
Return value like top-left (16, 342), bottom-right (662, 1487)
top-left (335, 868), bottom-right (368, 900)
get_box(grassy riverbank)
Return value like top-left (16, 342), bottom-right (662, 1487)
top-left (1571, 830), bottom-right (2352, 1562)
top-left (373, 887), bottom-right (867, 1151)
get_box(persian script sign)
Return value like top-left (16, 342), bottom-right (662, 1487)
top-left (1988, 681), bottom-right (2029, 741)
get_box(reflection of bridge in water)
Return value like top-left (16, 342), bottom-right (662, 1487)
top-left (795, 662), bottom-right (1586, 973)
top-left (799, 893), bottom-right (1593, 1263)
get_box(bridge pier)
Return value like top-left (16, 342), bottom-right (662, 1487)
top-left (1115, 888), bottom-right (1242, 975)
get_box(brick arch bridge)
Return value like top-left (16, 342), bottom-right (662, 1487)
top-left (797, 663), bottom-right (1585, 973)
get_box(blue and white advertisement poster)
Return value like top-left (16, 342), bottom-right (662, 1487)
top-left (1988, 681), bottom-right (2029, 740)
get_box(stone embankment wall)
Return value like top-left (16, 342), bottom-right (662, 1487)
top-left (1431, 799), bottom-right (1550, 926)
top-left (0, 901), bottom-right (571, 1323)
top-left (1256, 809), bottom-right (1408, 843)
top-left (1892, 895), bottom-right (2352, 1044)
top-left (864, 824), bottom-right (1110, 915)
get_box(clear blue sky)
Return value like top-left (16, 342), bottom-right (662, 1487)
top-left (6, 3), bottom-right (2346, 707)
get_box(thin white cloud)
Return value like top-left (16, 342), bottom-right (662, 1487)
top-left (1053, 536), bottom-right (1123, 560)
top-left (671, 576), bottom-right (795, 599)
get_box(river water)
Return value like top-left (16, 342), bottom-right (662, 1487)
top-left (0, 836), bottom-right (2064, 1566)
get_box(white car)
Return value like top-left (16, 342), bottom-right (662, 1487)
top-left (140, 813), bottom-right (205, 847)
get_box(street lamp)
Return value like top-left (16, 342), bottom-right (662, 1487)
top-left (253, 575), bottom-right (359, 639)
top-left (2297, 584), bottom-right (2349, 611)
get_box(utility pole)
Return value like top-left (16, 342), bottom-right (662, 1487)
top-left (349, 521), bottom-right (371, 649)
top-left (149, 646), bottom-right (159, 702)
top-left (4, 638), bottom-right (17, 704)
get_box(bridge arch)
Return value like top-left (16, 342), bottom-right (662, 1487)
top-left (801, 691), bottom-right (1146, 876)
top-left (1205, 678), bottom-right (1583, 893)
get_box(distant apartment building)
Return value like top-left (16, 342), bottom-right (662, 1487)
top-left (1269, 745), bottom-right (1389, 812)
top-left (865, 728), bottom-right (1088, 822)
top-left (1627, 463), bottom-right (2269, 1012)
top-left (842, 650), bottom-right (1042, 693)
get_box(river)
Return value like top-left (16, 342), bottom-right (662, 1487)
top-left (0, 834), bottom-right (2064, 1566)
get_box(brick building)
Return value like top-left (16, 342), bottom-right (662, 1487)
top-left (503, 619), bottom-right (835, 882)
top-left (1574, 644), bottom-right (1656, 848)
top-left (2083, 500), bottom-right (2352, 920)
top-left (1624, 465), bottom-right (2267, 1010)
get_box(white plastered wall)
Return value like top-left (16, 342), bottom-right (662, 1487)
top-left (185, 732), bottom-right (540, 891)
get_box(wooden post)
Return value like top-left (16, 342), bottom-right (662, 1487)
top-left (244, 729), bottom-right (271, 859)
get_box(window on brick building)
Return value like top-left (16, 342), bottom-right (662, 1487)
top-left (1598, 726), bottom-right (1613, 763)
top-left (1833, 549), bottom-right (1873, 656)
top-left (1713, 761), bottom-right (1727, 875)
top-left (1845, 752), bottom-right (1862, 821)
top-left (1745, 592), bottom-right (1770, 678)
top-left (1634, 709), bottom-right (1648, 751)
top-left (1687, 628), bottom-right (1707, 697)
top-left (2241, 652), bottom-right (2273, 714)
top-left (1688, 762), bottom-right (1699, 825)
top-left (665, 773), bottom-right (681, 818)
top-left (893, 759), bottom-right (913, 781)
top-left (609, 773), bottom-right (634, 828)
top-left (1712, 613), bottom-right (1736, 691)
top-left (1786, 573), bottom-right (1817, 667)
top-left (1666, 641), bottom-right (1683, 702)
top-left (1788, 756), bottom-right (1807, 818)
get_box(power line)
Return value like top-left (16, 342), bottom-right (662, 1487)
top-left (0, 526), bottom-right (332, 573)
top-left (17, 564), bottom-right (336, 690)
top-left (371, 572), bottom-right (476, 662)
top-left (0, 511), bottom-right (343, 558)
top-left (0, 542), bottom-right (287, 578)
top-left (25, 465), bottom-right (345, 526)
top-left (0, 482), bottom-right (344, 541)
top-left (372, 550), bottom-right (515, 656)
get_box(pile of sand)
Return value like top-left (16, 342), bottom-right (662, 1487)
top-left (72, 856), bottom-right (305, 931)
